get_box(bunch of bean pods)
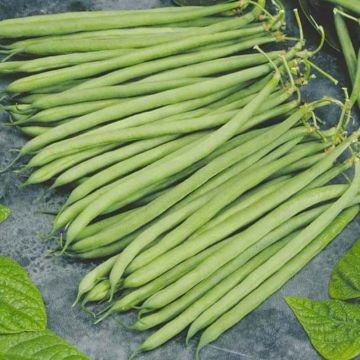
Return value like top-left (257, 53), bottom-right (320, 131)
top-left (1, 1), bottom-right (360, 358)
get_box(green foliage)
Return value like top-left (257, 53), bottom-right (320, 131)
top-left (329, 238), bottom-right (360, 300)
top-left (286, 297), bottom-right (360, 360)
top-left (0, 204), bottom-right (11, 224)
top-left (287, 236), bottom-right (360, 360)
top-left (0, 330), bottom-right (89, 360)
top-left (0, 256), bottom-right (47, 334)
top-left (0, 256), bottom-right (89, 359)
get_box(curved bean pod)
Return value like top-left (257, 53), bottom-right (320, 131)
top-left (123, 140), bottom-right (327, 288)
top-left (96, 238), bottom-right (233, 322)
top-left (126, 134), bottom-right (353, 304)
top-left (65, 74), bottom-right (280, 247)
top-left (75, 33), bottom-right (277, 90)
top-left (7, 13), bottom-right (266, 92)
top-left (24, 145), bottom-right (116, 185)
top-left (24, 83), bottom-right (240, 160)
top-left (52, 136), bottom-right (177, 188)
top-left (3, 49), bottom-right (130, 73)
top-left (30, 78), bottom-right (202, 108)
top-left (134, 233), bottom-right (294, 333)
top-left (38, 87), bottom-right (288, 168)
top-left (69, 105), bottom-right (307, 257)
top-left (67, 134), bottom-right (204, 204)
top-left (0, 1), bottom-right (244, 38)
top-left (195, 198), bottom-right (360, 358)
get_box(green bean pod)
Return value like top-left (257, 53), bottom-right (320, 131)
top-left (15, 33), bottom-right (195, 54)
top-left (121, 140), bottom-right (327, 289)
top-left (334, 10), bottom-right (357, 81)
top-left (7, 7), bottom-right (268, 93)
top-left (23, 145), bottom-right (117, 185)
top-left (81, 280), bottom-right (111, 306)
top-left (1, 49), bottom-right (131, 74)
top-left (52, 136), bottom-right (178, 188)
top-left (30, 78), bottom-right (203, 109)
top-left (125, 133), bottom-right (354, 303)
top-left (96, 238), bottom-right (233, 321)
top-left (274, 152), bottom-right (326, 176)
top-left (195, 198), bottom-right (360, 358)
top-left (11, 27), bottom-right (198, 47)
top-left (0, 1), bottom-right (245, 38)
top-left (0, 61), bottom-right (23, 74)
top-left (0, 6), bottom-right (209, 27)
top-left (64, 74), bottom-right (280, 249)
top-left (74, 255), bottom-right (118, 306)
top-left (19, 126), bottom-right (49, 137)
top-left (74, 33), bottom-right (278, 90)
top-left (75, 208), bottom-right (139, 242)
top-left (68, 103), bottom-right (305, 260)
top-left (24, 82), bottom-right (243, 160)
top-left (39, 87), bottom-right (288, 169)
top-left (21, 99), bottom-right (121, 125)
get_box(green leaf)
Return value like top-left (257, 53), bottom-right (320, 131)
top-left (0, 256), bottom-right (47, 334)
top-left (286, 297), bottom-right (360, 360)
top-left (0, 204), bottom-right (11, 224)
top-left (329, 238), bottom-right (360, 300)
top-left (0, 329), bottom-right (89, 360)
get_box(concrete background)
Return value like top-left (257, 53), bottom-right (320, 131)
top-left (0, 1), bottom-right (359, 359)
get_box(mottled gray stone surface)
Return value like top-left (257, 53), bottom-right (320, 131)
top-left (0, 1), bottom-right (359, 359)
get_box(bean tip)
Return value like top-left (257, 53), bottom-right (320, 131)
top-left (185, 332), bottom-right (193, 347)
top-left (128, 348), bottom-right (142, 360)
top-left (72, 293), bottom-right (81, 307)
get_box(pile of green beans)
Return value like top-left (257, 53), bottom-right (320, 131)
top-left (1, 1), bottom-right (359, 359)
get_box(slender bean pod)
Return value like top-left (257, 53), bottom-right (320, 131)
top-left (40, 87), bottom-right (289, 167)
top-left (134, 235), bottom-right (293, 332)
top-left (126, 134), bottom-right (354, 304)
top-left (0, 1), bottom-right (245, 38)
top-left (334, 10), bottom-right (357, 81)
top-left (65, 74), bottom-right (280, 247)
top-left (70, 105), bottom-right (310, 258)
top-left (108, 136), bottom-right (303, 287)
top-left (1, 49), bottom-right (131, 73)
top-left (30, 78), bottom-right (202, 109)
top-left (52, 136), bottom-right (177, 188)
top-left (96, 238), bottom-right (233, 321)
top-left (24, 145), bottom-right (116, 185)
top-left (7, 10), bottom-right (266, 92)
top-left (195, 192), bottom-right (360, 357)
top-left (24, 82), bottom-right (242, 159)
top-left (122, 140), bottom-right (328, 288)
